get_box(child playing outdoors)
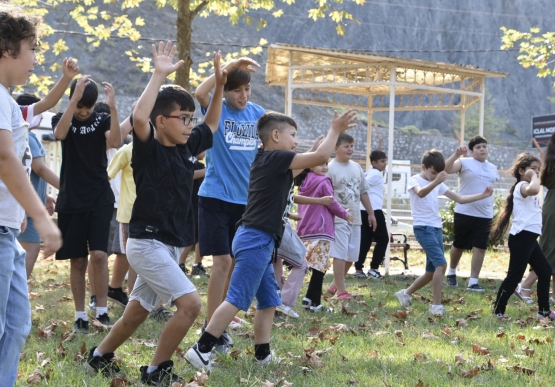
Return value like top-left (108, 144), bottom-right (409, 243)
top-left (327, 133), bottom-right (376, 300)
top-left (0, 6), bottom-right (62, 386)
top-left (355, 150), bottom-right (389, 279)
top-left (490, 153), bottom-right (555, 320)
top-left (87, 43), bottom-right (224, 385)
top-left (395, 149), bottom-right (492, 317)
top-left (296, 162), bottom-right (353, 312)
top-left (185, 109), bottom-right (358, 370)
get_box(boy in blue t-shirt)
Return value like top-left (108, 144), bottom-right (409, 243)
top-left (194, 57), bottom-right (265, 352)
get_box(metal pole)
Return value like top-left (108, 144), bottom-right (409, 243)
top-left (366, 110), bottom-right (373, 170)
top-left (286, 52), bottom-right (293, 116)
top-left (385, 66), bottom-right (395, 274)
top-left (478, 79), bottom-right (485, 137)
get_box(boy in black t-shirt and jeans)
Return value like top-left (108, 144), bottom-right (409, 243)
top-left (86, 42), bottom-right (225, 385)
top-left (185, 109), bottom-right (358, 370)
top-left (52, 76), bottom-right (122, 331)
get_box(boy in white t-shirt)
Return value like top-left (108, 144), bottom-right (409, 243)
top-left (327, 133), bottom-right (376, 300)
top-left (394, 149), bottom-right (492, 316)
top-left (444, 136), bottom-right (499, 291)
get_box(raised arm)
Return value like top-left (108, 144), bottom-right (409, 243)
top-left (53, 75), bottom-right (90, 141)
top-left (412, 171), bottom-right (448, 198)
top-left (445, 185), bottom-right (493, 204)
top-left (31, 157), bottom-right (59, 189)
top-left (521, 169), bottom-right (541, 197)
top-left (103, 82), bottom-right (122, 148)
top-left (289, 110), bottom-right (358, 170)
top-left (133, 41), bottom-right (184, 142)
top-left (202, 52), bottom-right (227, 133)
top-left (34, 58), bottom-right (79, 115)
top-left (444, 145), bottom-right (467, 174)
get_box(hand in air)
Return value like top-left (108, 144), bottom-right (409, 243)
top-left (102, 82), bottom-right (116, 109)
top-left (213, 51), bottom-right (228, 88)
top-left (152, 41), bottom-right (184, 77)
top-left (435, 171), bottom-right (449, 183)
top-left (226, 57), bottom-right (260, 72)
top-left (71, 75), bottom-right (91, 102)
top-left (62, 57), bottom-right (79, 79)
top-left (331, 109), bottom-right (358, 133)
top-left (455, 145), bottom-right (468, 157)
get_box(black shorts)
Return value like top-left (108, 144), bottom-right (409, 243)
top-left (452, 212), bottom-right (492, 250)
top-left (55, 204), bottom-right (113, 260)
top-left (198, 196), bottom-right (245, 257)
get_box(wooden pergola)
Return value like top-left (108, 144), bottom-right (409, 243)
top-left (265, 43), bottom-right (507, 272)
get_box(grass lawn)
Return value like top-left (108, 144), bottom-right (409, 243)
top-left (16, 249), bottom-right (554, 386)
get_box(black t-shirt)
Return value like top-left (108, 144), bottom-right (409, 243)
top-left (191, 160), bottom-right (205, 205)
top-left (52, 111), bottom-right (115, 213)
top-left (129, 122), bottom-right (213, 247)
top-left (239, 149), bottom-right (296, 244)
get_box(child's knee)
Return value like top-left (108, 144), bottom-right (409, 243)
top-left (89, 250), bottom-right (108, 264)
top-left (435, 264), bottom-right (447, 273)
top-left (175, 292), bottom-right (201, 318)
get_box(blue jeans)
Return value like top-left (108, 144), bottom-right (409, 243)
top-left (0, 226), bottom-right (31, 387)
top-left (413, 226), bottom-right (446, 273)
top-left (227, 226), bottom-right (281, 311)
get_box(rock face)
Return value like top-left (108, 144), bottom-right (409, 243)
top-left (38, 0), bottom-right (555, 145)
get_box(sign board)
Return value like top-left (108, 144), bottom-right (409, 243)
top-left (532, 114), bottom-right (555, 147)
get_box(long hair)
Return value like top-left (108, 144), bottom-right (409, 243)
top-left (491, 153), bottom-right (540, 243)
top-left (541, 131), bottom-right (555, 186)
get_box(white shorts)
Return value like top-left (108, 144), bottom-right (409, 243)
top-left (329, 223), bottom-right (361, 262)
top-left (127, 238), bottom-right (196, 312)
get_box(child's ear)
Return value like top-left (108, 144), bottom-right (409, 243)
top-left (155, 115), bottom-right (165, 129)
top-left (271, 128), bottom-right (280, 142)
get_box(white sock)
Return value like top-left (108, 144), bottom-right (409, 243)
top-left (75, 311), bottom-right (87, 321)
top-left (96, 307), bottom-right (108, 317)
top-left (432, 304), bottom-right (442, 308)
top-left (147, 365), bottom-right (158, 374)
top-left (468, 278), bottom-right (478, 286)
top-left (93, 348), bottom-right (103, 358)
top-left (448, 268), bottom-right (457, 276)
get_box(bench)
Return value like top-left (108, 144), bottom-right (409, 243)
top-left (370, 233), bottom-right (412, 270)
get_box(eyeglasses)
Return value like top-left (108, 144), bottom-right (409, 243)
top-left (163, 115), bottom-right (198, 126)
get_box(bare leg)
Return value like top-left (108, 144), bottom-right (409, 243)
top-left (205, 301), bottom-right (240, 338)
top-left (193, 242), bottom-right (203, 265)
top-left (179, 245), bottom-right (193, 266)
top-left (109, 253), bottom-right (129, 288)
top-left (406, 271), bottom-right (434, 296)
top-left (520, 270), bottom-right (538, 299)
top-left (470, 248), bottom-right (486, 279)
top-left (21, 241), bottom-right (41, 278)
top-left (254, 307), bottom-right (276, 345)
top-left (273, 259), bottom-right (284, 290)
top-left (206, 254), bottom-right (232, 323)
top-left (431, 264), bottom-right (447, 305)
top-left (344, 261), bottom-right (353, 277)
top-left (222, 259), bottom-right (235, 302)
top-left (87, 258), bottom-right (96, 297)
top-left (70, 257), bottom-right (89, 312)
top-left (449, 246), bottom-right (464, 271)
top-left (331, 258), bottom-right (347, 294)
top-left (90, 250), bottom-right (109, 308)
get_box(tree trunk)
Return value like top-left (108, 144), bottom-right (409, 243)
top-left (176, 0), bottom-right (192, 90)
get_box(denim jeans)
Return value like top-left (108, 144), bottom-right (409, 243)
top-left (413, 226), bottom-right (446, 272)
top-left (0, 226), bottom-right (31, 387)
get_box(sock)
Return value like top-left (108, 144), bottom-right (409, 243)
top-left (93, 348), bottom-right (103, 358)
top-left (468, 278), bottom-right (478, 286)
top-left (96, 307), bottom-right (108, 317)
top-left (197, 331), bottom-right (219, 353)
top-left (448, 268), bottom-right (457, 276)
top-left (193, 263), bottom-right (201, 267)
top-left (75, 311), bottom-right (87, 321)
top-left (254, 343), bottom-right (271, 360)
top-left (147, 365), bottom-right (158, 374)
top-left (431, 304), bottom-right (442, 308)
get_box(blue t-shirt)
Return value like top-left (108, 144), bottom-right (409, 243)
top-left (198, 99), bottom-right (265, 204)
top-left (28, 131), bottom-right (47, 205)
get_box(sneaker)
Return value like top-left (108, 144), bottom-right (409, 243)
top-left (87, 295), bottom-right (97, 311)
top-left (149, 306), bottom-right (174, 322)
top-left (301, 297), bottom-right (312, 309)
top-left (446, 275), bottom-right (457, 287)
top-left (140, 360), bottom-right (182, 386)
top-left (309, 304), bottom-right (333, 313)
top-left (394, 290), bottom-right (412, 308)
top-left (429, 305), bottom-right (445, 317)
top-left (214, 331), bottom-right (233, 354)
top-left (255, 351), bottom-right (283, 365)
top-left (538, 310), bottom-right (555, 320)
top-left (96, 313), bottom-right (114, 327)
top-left (191, 263), bottom-right (208, 276)
top-left (107, 287), bottom-right (128, 307)
top-left (466, 283), bottom-right (485, 292)
top-left (276, 305), bottom-right (299, 318)
top-left (495, 313), bottom-right (509, 321)
top-left (367, 269), bottom-right (382, 280)
top-left (73, 318), bottom-right (89, 333)
top-left (353, 271), bottom-right (367, 279)
top-left (184, 343), bottom-right (213, 371)
top-left (178, 263), bottom-right (189, 275)
top-left (85, 347), bottom-right (121, 377)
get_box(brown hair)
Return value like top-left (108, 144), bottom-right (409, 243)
top-left (421, 149), bottom-right (445, 172)
top-left (224, 69), bottom-right (251, 92)
top-left (257, 111), bottom-right (297, 145)
top-left (541, 132), bottom-right (555, 186)
top-left (0, 5), bottom-right (40, 59)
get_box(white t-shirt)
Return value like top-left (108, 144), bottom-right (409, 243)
top-left (455, 158), bottom-right (499, 218)
top-left (510, 181), bottom-right (542, 235)
top-left (408, 174), bottom-right (449, 228)
top-left (0, 85), bottom-right (32, 229)
top-left (106, 148), bottom-right (121, 209)
top-left (359, 168), bottom-right (384, 211)
top-left (21, 103), bottom-right (42, 128)
top-left (327, 159), bottom-right (370, 226)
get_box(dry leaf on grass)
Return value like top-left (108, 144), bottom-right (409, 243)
top-left (454, 354), bottom-right (466, 364)
top-left (455, 318), bottom-right (467, 327)
top-left (522, 346), bottom-right (535, 357)
top-left (413, 353), bottom-right (427, 362)
top-left (496, 332), bottom-right (506, 338)
top-left (26, 368), bottom-right (45, 384)
top-left (508, 365), bottom-right (536, 375)
top-left (460, 366), bottom-right (480, 379)
top-left (421, 330), bottom-right (438, 339)
top-left (415, 379), bottom-right (429, 387)
top-left (391, 310), bottom-right (408, 320)
top-left (110, 376), bottom-right (131, 387)
top-left (367, 350), bottom-right (379, 358)
top-left (260, 380), bottom-right (275, 387)
top-left (471, 344), bottom-right (490, 356)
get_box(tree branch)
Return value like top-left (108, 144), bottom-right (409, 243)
top-left (192, 0), bottom-right (209, 18)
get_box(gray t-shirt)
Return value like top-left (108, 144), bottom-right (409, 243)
top-left (455, 157), bottom-right (499, 218)
top-left (0, 85), bottom-right (32, 229)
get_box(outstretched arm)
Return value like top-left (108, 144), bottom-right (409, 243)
top-left (445, 185), bottom-right (493, 204)
top-left (133, 41), bottom-right (184, 142)
top-left (103, 82), bottom-right (122, 148)
top-left (413, 171), bottom-right (448, 198)
top-left (202, 52), bottom-right (227, 133)
top-left (34, 58), bottom-right (79, 115)
top-left (444, 145), bottom-right (466, 174)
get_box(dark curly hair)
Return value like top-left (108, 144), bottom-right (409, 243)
top-left (0, 5), bottom-right (40, 59)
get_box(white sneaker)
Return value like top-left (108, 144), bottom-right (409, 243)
top-left (429, 305), bottom-right (445, 317)
top-left (394, 290), bottom-right (412, 308)
top-left (276, 305), bottom-right (299, 318)
top-left (301, 297), bottom-right (312, 309)
top-left (255, 351), bottom-right (283, 365)
top-left (184, 344), bottom-right (213, 371)
top-left (309, 304), bottom-right (333, 313)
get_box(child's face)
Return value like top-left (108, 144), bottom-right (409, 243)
top-left (335, 141), bottom-right (354, 162)
top-left (371, 158), bottom-right (387, 172)
top-left (272, 125), bottom-right (298, 151)
top-left (224, 83), bottom-right (251, 110)
top-left (74, 104), bottom-right (94, 121)
top-left (157, 109), bottom-right (196, 145)
top-left (3, 39), bottom-right (38, 87)
top-left (421, 165), bottom-right (439, 181)
top-left (470, 142), bottom-right (488, 162)
top-left (312, 163), bottom-right (328, 176)
top-left (519, 161), bottom-right (541, 182)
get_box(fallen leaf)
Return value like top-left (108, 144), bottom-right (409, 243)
top-left (481, 359), bottom-right (495, 371)
top-left (455, 318), bottom-right (467, 327)
top-left (496, 332), bottom-right (506, 338)
top-left (413, 353), bottom-right (427, 362)
top-left (367, 350), bottom-right (379, 358)
top-left (421, 330), bottom-right (438, 339)
top-left (415, 379), bottom-right (429, 387)
top-left (341, 354), bottom-right (349, 361)
top-left (509, 365), bottom-right (536, 375)
top-left (472, 344), bottom-right (490, 356)
top-left (80, 341), bottom-right (87, 357)
top-left (26, 368), bottom-right (44, 384)
top-left (110, 376), bottom-right (131, 387)
top-left (523, 346), bottom-right (535, 357)
top-left (56, 343), bottom-right (67, 358)
top-left (460, 366), bottom-right (480, 379)
top-left (517, 334), bottom-right (526, 341)
top-left (282, 381), bottom-right (293, 387)
top-left (454, 354), bottom-right (466, 364)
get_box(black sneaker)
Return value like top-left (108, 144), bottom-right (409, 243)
top-left (73, 318), bottom-right (89, 333)
top-left (85, 346), bottom-right (121, 377)
top-left (466, 283), bottom-right (485, 292)
top-left (107, 287), bottom-right (128, 307)
top-left (149, 306), bottom-right (174, 322)
top-left (96, 313), bottom-right (114, 327)
top-left (140, 360), bottom-right (182, 386)
top-left (178, 263), bottom-right (189, 275)
top-left (367, 269), bottom-right (382, 280)
top-left (446, 275), bottom-right (458, 287)
top-left (191, 263), bottom-right (208, 276)
top-left (87, 295), bottom-right (97, 311)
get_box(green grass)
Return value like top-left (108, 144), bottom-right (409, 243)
top-left (16, 250), bottom-right (554, 386)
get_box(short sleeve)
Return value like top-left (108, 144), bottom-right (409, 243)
top-left (200, 95), bottom-right (212, 116)
top-left (185, 122), bottom-right (213, 157)
top-left (407, 175), bottom-right (420, 191)
top-left (438, 182), bottom-right (449, 195)
top-left (131, 121), bottom-right (155, 166)
top-left (107, 146), bottom-right (130, 179)
top-left (0, 99), bottom-right (13, 132)
top-left (28, 132), bottom-right (45, 158)
top-left (269, 150), bottom-right (296, 174)
top-left (359, 165), bottom-right (370, 193)
top-left (366, 171), bottom-right (382, 187)
top-left (98, 113), bottom-right (111, 133)
top-left (513, 181), bottom-right (525, 200)
top-left (22, 104), bottom-right (42, 128)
